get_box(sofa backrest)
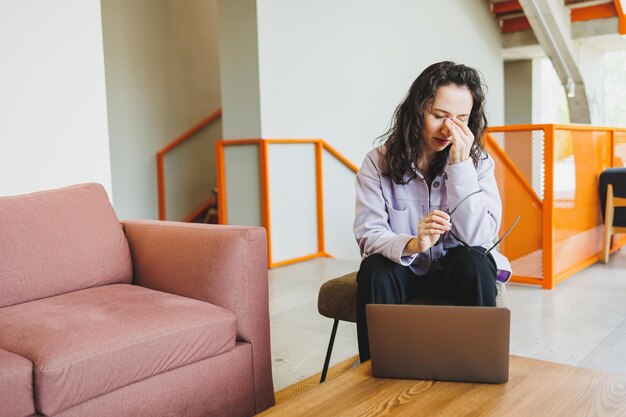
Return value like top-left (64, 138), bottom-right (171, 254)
top-left (0, 183), bottom-right (133, 307)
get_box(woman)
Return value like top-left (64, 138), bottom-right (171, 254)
top-left (353, 61), bottom-right (511, 362)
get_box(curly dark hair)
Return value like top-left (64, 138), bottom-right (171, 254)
top-left (380, 61), bottom-right (488, 185)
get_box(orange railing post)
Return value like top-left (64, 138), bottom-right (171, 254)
top-left (315, 141), bottom-right (326, 256)
top-left (156, 153), bottom-right (166, 220)
top-left (542, 126), bottom-right (555, 289)
top-left (259, 140), bottom-right (272, 266)
top-left (215, 140), bottom-right (227, 225)
top-left (609, 128), bottom-right (615, 168)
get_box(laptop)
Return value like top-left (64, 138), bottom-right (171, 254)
top-left (366, 304), bottom-right (510, 383)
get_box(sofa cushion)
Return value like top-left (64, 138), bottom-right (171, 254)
top-left (0, 284), bottom-right (237, 416)
top-left (0, 348), bottom-right (34, 417)
top-left (54, 344), bottom-right (255, 417)
top-left (0, 183), bottom-right (132, 308)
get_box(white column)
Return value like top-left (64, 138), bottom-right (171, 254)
top-left (0, 0), bottom-right (112, 197)
top-left (218, 0), bottom-right (262, 139)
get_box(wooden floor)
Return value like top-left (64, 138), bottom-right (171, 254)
top-left (261, 356), bottom-right (626, 417)
top-left (274, 355), bottom-right (358, 405)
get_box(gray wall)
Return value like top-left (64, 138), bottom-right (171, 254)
top-left (102, 0), bottom-right (222, 220)
top-left (504, 60), bottom-right (534, 125)
top-left (217, 0), bottom-right (262, 139)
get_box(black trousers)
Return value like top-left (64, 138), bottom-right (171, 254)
top-left (356, 246), bottom-right (497, 362)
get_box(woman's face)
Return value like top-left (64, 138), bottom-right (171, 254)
top-left (421, 84), bottom-right (473, 160)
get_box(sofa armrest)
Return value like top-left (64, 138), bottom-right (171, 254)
top-left (121, 220), bottom-right (274, 412)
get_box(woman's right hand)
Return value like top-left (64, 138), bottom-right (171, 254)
top-left (403, 210), bottom-right (451, 255)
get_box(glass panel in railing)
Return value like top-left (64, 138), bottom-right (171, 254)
top-left (552, 128), bottom-right (611, 278)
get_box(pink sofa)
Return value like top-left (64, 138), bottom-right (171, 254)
top-left (0, 183), bottom-right (275, 417)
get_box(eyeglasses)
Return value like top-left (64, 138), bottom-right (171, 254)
top-left (447, 189), bottom-right (520, 258)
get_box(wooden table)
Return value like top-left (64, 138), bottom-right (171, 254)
top-left (258, 356), bottom-right (626, 416)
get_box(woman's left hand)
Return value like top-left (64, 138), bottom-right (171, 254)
top-left (446, 117), bottom-right (474, 165)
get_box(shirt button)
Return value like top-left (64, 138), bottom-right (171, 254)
top-left (432, 181), bottom-right (440, 188)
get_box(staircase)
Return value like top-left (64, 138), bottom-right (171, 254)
top-left (490, 0), bottom-right (529, 33)
top-left (487, 0), bottom-right (626, 124)
top-left (490, 0), bottom-right (624, 35)
top-left (156, 109), bottom-right (223, 224)
top-left (186, 188), bottom-right (219, 224)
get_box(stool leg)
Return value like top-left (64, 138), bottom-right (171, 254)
top-left (320, 319), bottom-right (339, 383)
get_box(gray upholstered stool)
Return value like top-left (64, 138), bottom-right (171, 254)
top-left (317, 271), bottom-right (507, 383)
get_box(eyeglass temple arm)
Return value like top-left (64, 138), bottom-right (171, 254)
top-left (447, 229), bottom-right (487, 256)
top-left (448, 189), bottom-right (484, 217)
top-left (482, 214), bottom-right (521, 257)
top-left (447, 189), bottom-right (484, 242)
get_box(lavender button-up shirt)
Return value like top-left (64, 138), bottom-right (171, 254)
top-left (353, 146), bottom-right (512, 280)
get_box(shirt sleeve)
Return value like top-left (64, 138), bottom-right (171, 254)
top-left (444, 154), bottom-right (502, 246)
top-left (353, 153), bottom-right (418, 265)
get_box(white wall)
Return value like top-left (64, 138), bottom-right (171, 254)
top-left (323, 152), bottom-right (361, 260)
top-left (256, 0), bottom-right (504, 166)
top-left (576, 43), bottom-right (604, 125)
top-left (102, 0), bottom-right (222, 220)
top-left (0, 0), bottom-right (112, 197)
top-left (533, 58), bottom-right (570, 123)
top-left (603, 50), bottom-right (626, 127)
top-left (254, 0), bottom-right (505, 260)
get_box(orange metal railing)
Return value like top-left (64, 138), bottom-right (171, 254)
top-left (156, 109), bottom-right (222, 221)
top-left (487, 124), bottom-right (626, 289)
top-left (485, 132), bottom-right (544, 286)
top-left (215, 139), bottom-right (357, 268)
top-left (218, 126), bottom-right (626, 283)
